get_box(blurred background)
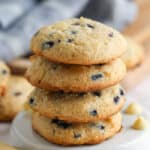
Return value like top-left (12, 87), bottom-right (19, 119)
top-left (0, 0), bottom-right (138, 61)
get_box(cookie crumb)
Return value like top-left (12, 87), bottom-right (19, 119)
top-left (132, 116), bottom-right (149, 130)
top-left (125, 103), bottom-right (142, 115)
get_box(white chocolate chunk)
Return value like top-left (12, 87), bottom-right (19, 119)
top-left (125, 103), bottom-right (142, 115)
top-left (132, 116), bottom-right (149, 130)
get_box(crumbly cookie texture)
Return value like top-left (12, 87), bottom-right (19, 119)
top-left (132, 116), bottom-right (149, 130)
top-left (26, 56), bottom-right (126, 92)
top-left (0, 76), bottom-right (34, 121)
top-left (125, 103), bottom-right (142, 115)
top-left (31, 17), bottom-right (127, 65)
top-left (28, 84), bottom-right (125, 123)
top-left (32, 112), bottom-right (122, 146)
top-left (0, 143), bottom-right (18, 150)
top-left (0, 61), bottom-right (10, 96)
top-left (121, 37), bottom-right (144, 69)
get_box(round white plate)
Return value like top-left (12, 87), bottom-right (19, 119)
top-left (11, 111), bottom-right (150, 150)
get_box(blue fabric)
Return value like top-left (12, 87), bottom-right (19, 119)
top-left (0, 0), bottom-right (137, 61)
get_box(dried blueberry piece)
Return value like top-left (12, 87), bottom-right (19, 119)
top-left (87, 24), bottom-right (95, 29)
top-left (114, 96), bottom-right (120, 104)
top-left (67, 39), bottom-right (73, 43)
top-left (92, 91), bottom-right (101, 97)
top-left (90, 110), bottom-right (98, 116)
top-left (42, 41), bottom-right (54, 50)
top-left (14, 91), bottom-right (22, 96)
top-left (108, 32), bottom-right (114, 37)
top-left (1, 70), bottom-right (8, 75)
top-left (120, 89), bottom-right (124, 96)
top-left (74, 133), bottom-right (81, 139)
top-left (58, 40), bottom-right (61, 43)
top-left (29, 98), bottom-right (35, 105)
top-left (96, 124), bottom-right (105, 130)
top-left (91, 73), bottom-right (103, 81)
top-left (51, 119), bottom-right (72, 129)
top-left (72, 22), bottom-right (80, 26)
top-left (71, 30), bottom-right (77, 34)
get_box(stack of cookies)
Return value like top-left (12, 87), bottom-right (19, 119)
top-left (0, 60), bottom-right (33, 121)
top-left (26, 17), bottom-right (127, 146)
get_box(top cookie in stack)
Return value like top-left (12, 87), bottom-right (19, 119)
top-left (31, 17), bottom-right (126, 65)
top-left (26, 17), bottom-right (127, 146)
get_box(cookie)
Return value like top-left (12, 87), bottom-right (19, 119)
top-left (0, 61), bottom-right (10, 96)
top-left (30, 17), bottom-right (127, 65)
top-left (32, 112), bottom-right (122, 146)
top-left (0, 76), bottom-right (34, 121)
top-left (26, 56), bottom-right (126, 92)
top-left (121, 37), bottom-right (144, 69)
top-left (0, 143), bottom-right (18, 150)
top-left (28, 84), bottom-right (125, 123)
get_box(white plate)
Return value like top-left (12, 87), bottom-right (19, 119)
top-left (10, 111), bottom-right (150, 150)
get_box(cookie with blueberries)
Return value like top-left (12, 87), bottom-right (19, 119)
top-left (121, 37), bottom-right (144, 70)
top-left (26, 56), bottom-right (126, 92)
top-left (28, 84), bottom-right (125, 123)
top-left (0, 76), bottom-right (34, 121)
top-left (32, 112), bottom-right (122, 145)
top-left (0, 61), bottom-right (10, 96)
top-left (30, 17), bottom-right (127, 65)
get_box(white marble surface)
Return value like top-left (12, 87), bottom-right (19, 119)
top-left (0, 77), bottom-right (150, 149)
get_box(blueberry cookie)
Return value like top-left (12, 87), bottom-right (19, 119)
top-left (0, 61), bottom-right (10, 96)
top-left (121, 37), bottom-right (144, 69)
top-left (0, 76), bottom-right (34, 121)
top-left (26, 56), bottom-right (126, 92)
top-left (32, 112), bottom-right (122, 145)
top-left (30, 17), bottom-right (127, 65)
top-left (28, 84), bottom-right (125, 123)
